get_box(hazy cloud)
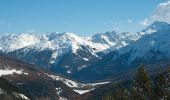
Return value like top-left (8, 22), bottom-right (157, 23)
top-left (140, 18), bottom-right (149, 26)
top-left (150, 0), bottom-right (170, 23)
top-left (140, 0), bottom-right (170, 26)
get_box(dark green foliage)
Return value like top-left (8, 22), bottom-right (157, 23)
top-left (114, 86), bottom-right (129, 100)
top-left (102, 85), bottom-right (130, 100)
top-left (0, 77), bottom-right (22, 93)
top-left (102, 65), bottom-right (170, 100)
top-left (0, 77), bottom-right (30, 100)
top-left (155, 73), bottom-right (166, 99)
top-left (131, 64), bottom-right (154, 100)
top-left (155, 67), bottom-right (170, 100)
top-left (102, 93), bottom-right (114, 100)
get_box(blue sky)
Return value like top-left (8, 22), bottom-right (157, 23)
top-left (0, 0), bottom-right (167, 36)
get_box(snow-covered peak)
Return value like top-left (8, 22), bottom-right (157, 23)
top-left (0, 30), bottom-right (148, 66)
top-left (46, 32), bottom-right (60, 40)
top-left (60, 32), bottom-right (83, 43)
top-left (90, 31), bottom-right (141, 53)
top-left (50, 32), bottom-right (85, 54)
top-left (144, 21), bottom-right (170, 32)
top-left (0, 33), bottom-right (39, 52)
top-left (118, 21), bottom-right (170, 62)
top-left (0, 31), bottom-right (142, 54)
top-left (91, 31), bottom-right (117, 45)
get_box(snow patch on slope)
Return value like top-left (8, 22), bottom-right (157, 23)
top-left (18, 93), bottom-right (30, 100)
top-left (73, 89), bottom-right (95, 95)
top-left (73, 81), bottom-right (110, 95)
top-left (0, 68), bottom-right (23, 77)
top-left (45, 73), bottom-right (86, 88)
top-left (90, 82), bottom-right (110, 86)
top-left (45, 73), bottom-right (110, 94)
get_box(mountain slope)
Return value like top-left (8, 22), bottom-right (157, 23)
top-left (91, 31), bottom-right (141, 53)
top-left (0, 22), bottom-right (163, 82)
top-left (0, 54), bottom-right (81, 99)
top-left (0, 54), bottom-right (111, 99)
top-left (0, 31), bottom-right (141, 77)
top-left (72, 21), bottom-right (170, 82)
top-left (0, 77), bottom-right (30, 100)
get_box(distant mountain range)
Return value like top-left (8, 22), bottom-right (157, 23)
top-left (0, 21), bottom-right (170, 83)
top-left (0, 28), bottom-right (142, 78)
top-left (1, 21), bottom-right (170, 99)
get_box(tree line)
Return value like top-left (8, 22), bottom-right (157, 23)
top-left (103, 64), bottom-right (170, 100)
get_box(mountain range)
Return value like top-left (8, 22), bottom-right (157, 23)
top-left (1, 21), bottom-right (170, 81)
top-left (73, 21), bottom-right (170, 82)
top-left (0, 21), bottom-right (170, 99)
top-left (0, 24), bottom-right (147, 79)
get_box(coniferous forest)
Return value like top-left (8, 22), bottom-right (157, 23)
top-left (102, 65), bottom-right (170, 100)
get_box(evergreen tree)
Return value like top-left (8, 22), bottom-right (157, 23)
top-left (102, 86), bottom-right (130, 100)
top-left (130, 80), bottom-right (145, 100)
top-left (130, 64), bottom-right (154, 100)
top-left (102, 66), bottom-right (170, 100)
top-left (117, 87), bottom-right (129, 100)
top-left (155, 73), bottom-right (166, 100)
top-left (164, 67), bottom-right (170, 99)
top-left (102, 93), bottom-right (114, 100)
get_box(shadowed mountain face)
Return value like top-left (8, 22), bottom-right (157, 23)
top-left (0, 54), bottom-right (112, 100)
top-left (0, 77), bottom-right (31, 100)
top-left (0, 54), bottom-right (81, 100)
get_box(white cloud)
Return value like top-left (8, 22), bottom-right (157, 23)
top-left (141, 0), bottom-right (170, 26)
top-left (140, 18), bottom-right (149, 26)
top-left (151, 0), bottom-right (170, 23)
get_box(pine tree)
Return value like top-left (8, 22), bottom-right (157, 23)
top-left (117, 87), bottom-right (130, 100)
top-left (102, 93), bottom-right (114, 100)
top-left (112, 86), bottom-right (130, 100)
top-left (102, 85), bottom-right (130, 100)
top-left (130, 64), bottom-right (154, 100)
top-left (164, 67), bottom-right (170, 99)
top-left (130, 80), bottom-right (145, 100)
top-left (102, 66), bottom-right (170, 100)
top-left (155, 73), bottom-right (166, 99)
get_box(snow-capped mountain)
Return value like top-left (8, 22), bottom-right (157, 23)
top-left (0, 33), bottom-right (39, 52)
top-left (0, 30), bottom-right (142, 77)
top-left (0, 21), bottom-right (169, 82)
top-left (91, 31), bottom-right (141, 53)
top-left (144, 21), bottom-right (170, 32)
top-left (0, 32), bottom-right (97, 70)
top-left (117, 21), bottom-right (170, 62)
top-left (73, 21), bottom-right (170, 82)
top-left (0, 32), bottom-right (107, 54)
